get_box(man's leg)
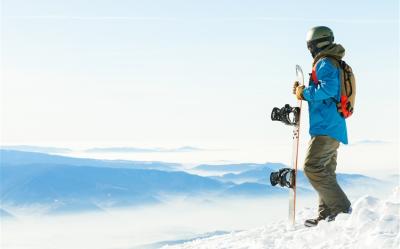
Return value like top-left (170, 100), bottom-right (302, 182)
top-left (303, 136), bottom-right (351, 216)
top-left (317, 150), bottom-right (337, 218)
top-left (318, 197), bottom-right (330, 219)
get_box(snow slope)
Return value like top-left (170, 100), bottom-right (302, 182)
top-left (162, 187), bottom-right (400, 249)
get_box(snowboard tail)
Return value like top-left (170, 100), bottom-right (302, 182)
top-left (289, 121), bottom-right (300, 226)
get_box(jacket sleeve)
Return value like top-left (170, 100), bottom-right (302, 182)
top-left (302, 59), bottom-right (340, 102)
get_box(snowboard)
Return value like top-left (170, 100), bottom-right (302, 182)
top-left (269, 65), bottom-right (304, 228)
top-left (288, 65), bottom-right (304, 227)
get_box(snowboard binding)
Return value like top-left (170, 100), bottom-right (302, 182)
top-left (270, 168), bottom-right (296, 189)
top-left (271, 104), bottom-right (300, 126)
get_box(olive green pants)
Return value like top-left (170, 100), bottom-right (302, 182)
top-left (303, 136), bottom-right (351, 216)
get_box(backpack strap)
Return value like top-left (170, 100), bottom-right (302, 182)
top-left (311, 63), bottom-right (318, 85)
top-left (311, 56), bottom-right (343, 102)
top-left (311, 56), bottom-right (336, 86)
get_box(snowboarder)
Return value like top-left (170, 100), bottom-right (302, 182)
top-left (293, 26), bottom-right (352, 227)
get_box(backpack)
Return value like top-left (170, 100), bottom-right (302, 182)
top-left (311, 57), bottom-right (356, 118)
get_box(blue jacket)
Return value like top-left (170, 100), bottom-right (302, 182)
top-left (302, 58), bottom-right (348, 144)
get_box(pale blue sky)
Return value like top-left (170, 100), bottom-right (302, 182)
top-left (1, 0), bottom-right (399, 172)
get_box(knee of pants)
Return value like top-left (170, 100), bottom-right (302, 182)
top-left (303, 164), bottom-right (328, 182)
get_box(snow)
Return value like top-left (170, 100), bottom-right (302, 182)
top-left (161, 187), bottom-right (400, 249)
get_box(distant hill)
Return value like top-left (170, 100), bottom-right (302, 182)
top-left (193, 163), bottom-right (285, 173)
top-left (0, 150), bottom-right (231, 214)
top-left (0, 145), bottom-right (73, 154)
top-left (0, 208), bottom-right (15, 219)
top-left (0, 149), bottom-right (180, 171)
top-left (221, 182), bottom-right (313, 197)
top-left (211, 166), bottom-right (387, 197)
top-left (210, 166), bottom-right (291, 184)
top-left (222, 182), bottom-right (286, 197)
top-left (0, 163), bottom-right (227, 210)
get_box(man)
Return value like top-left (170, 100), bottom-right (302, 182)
top-left (293, 26), bottom-right (352, 227)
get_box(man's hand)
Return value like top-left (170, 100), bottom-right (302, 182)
top-left (292, 81), bottom-right (299, 94)
top-left (292, 81), bottom-right (305, 100)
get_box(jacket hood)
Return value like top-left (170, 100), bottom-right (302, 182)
top-left (313, 43), bottom-right (345, 65)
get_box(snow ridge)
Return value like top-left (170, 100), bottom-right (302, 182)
top-left (162, 187), bottom-right (400, 249)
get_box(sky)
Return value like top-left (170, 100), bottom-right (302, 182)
top-left (0, 0), bottom-right (399, 173)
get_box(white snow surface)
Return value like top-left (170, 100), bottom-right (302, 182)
top-left (162, 187), bottom-right (400, 249)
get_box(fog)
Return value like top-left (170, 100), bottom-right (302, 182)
top-left (2, 181), bottom-right (397, 249)
top-left (1, 196), bottom-right (318, 249)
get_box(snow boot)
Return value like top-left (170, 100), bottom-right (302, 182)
top-left (304, 215), bottom-right (326, 227)
top-left (305, 206), bottom-right (352, 227)
top-left (304, 207), bottom-right (331, 227)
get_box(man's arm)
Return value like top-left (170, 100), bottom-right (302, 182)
top-left (302, 59), bottom-right (340, 102)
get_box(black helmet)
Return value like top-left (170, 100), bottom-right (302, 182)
top-left (306, 26), bottom-right (334, 57)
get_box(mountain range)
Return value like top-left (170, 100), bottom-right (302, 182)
top-left (0, 149), bottom-right (391, 216)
